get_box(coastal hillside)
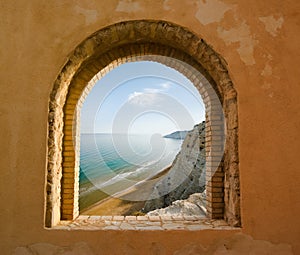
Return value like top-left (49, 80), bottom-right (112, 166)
top-left (143, 121), bottom-right (206, 212)
top-left (163, 130), bottom-right (188, 139)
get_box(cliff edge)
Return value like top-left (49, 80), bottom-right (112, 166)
top-left (143, 121), bottom-right (205, 213)
top-left (164, 130), bottom-right (188, 139)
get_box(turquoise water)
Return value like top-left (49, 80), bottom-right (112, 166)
top-left (79, 134), bottom-right (182, 208)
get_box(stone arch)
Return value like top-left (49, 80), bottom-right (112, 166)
top-left (46, 20), bottom-right (239, 227)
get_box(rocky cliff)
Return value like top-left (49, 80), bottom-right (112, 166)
top-left (163, 130), bottom-right (188, 139)
top-left (147, 192), bottom-right (206, 217)
top-left (143, 121), bottom-right (205, 212)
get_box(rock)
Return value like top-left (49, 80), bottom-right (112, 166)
top-left (147, 193), bottom-right (206, 217)
top-left (143, 122), bottom-right (206, 212)
top-left (163, 130), bottom-right (188, 139)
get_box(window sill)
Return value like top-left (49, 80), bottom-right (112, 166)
top-left (52, 215), bottom-right (237, 231)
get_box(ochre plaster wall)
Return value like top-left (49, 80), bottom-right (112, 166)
top-left (0, 0), bottom-right (299, 254)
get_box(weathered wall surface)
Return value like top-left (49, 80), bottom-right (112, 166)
top-left (0, 0), bottom-right (299, 254)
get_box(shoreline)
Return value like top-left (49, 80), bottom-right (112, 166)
top-left (80, 165), bottom-right (171, 216)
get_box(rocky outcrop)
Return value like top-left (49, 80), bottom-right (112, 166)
top-left (143, 121), bottom-right (205, 212)
top-left (147, 192), bottom-right (206, 217)
top-left (164, 130), bottom-right (188, 139)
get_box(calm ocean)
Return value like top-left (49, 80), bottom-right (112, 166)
top-left (79, 134), bottom-right (182, 209)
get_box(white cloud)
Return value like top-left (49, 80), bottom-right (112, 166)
top-left (161, 82), bottom-right (171, 90)
top-left (143, 82), bottom-right (172, 94)
top-left (127, 83), bottom-right (172, 106)
top-left (127, 91), bottom-right (159, 106)
top-left (144, 88), bottom-right (162, 93)
top-left (128, 91), bottom-right (143, 101)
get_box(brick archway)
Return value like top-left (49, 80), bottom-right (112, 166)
top-left (46, 20), bottom-right (240, 227)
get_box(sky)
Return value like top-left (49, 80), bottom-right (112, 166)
top-left (80, 61), bottom-right (205, 135)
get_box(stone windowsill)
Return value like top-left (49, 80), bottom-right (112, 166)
top-left (52, 215), bottom-right (237, 231)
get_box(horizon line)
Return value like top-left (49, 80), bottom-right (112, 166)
top-left (80, 130), bottom-right (190, 136)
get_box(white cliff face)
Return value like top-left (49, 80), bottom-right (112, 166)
top-left (143, 122), bottom-right (206, 212)
top-left (147, 192), bottom-right (206, 217)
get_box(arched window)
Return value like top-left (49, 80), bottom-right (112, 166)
top-left (46, 20), bottom-right (240, 228)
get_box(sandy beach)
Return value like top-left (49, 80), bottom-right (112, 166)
top-left (80, 166), bottom-right (171, 216)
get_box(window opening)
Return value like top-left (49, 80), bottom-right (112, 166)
top-left (79, 61), bottom-right (206, 218)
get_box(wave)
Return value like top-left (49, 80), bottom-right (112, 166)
top-left (79, 134), bottom-right (182, 199)
top-left (80, 160), bottom-right (160, 196)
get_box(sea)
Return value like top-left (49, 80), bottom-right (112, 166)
top-left (79, 133), bottom-right (182, 210)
